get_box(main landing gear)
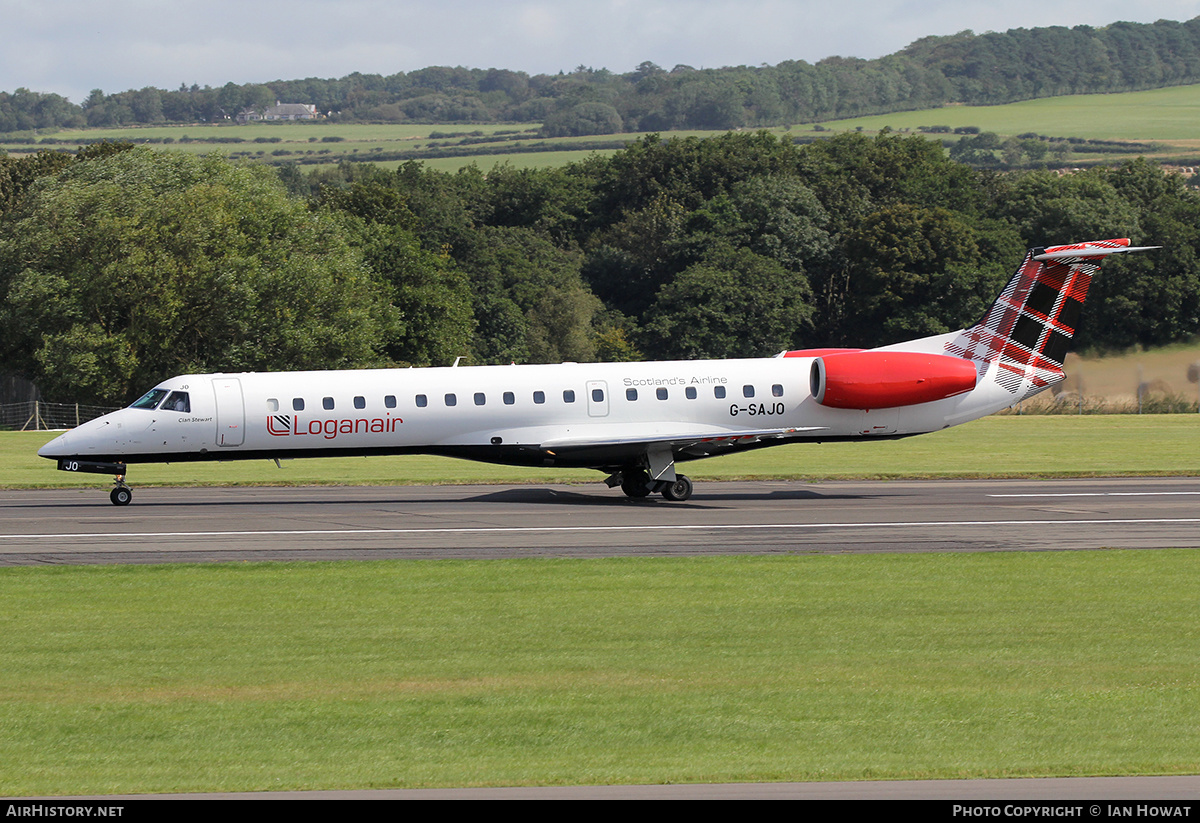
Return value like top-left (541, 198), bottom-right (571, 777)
top-left (661, 474), bottom-right (694, 502)
top-left (611, 468), bottom-right (694, 502)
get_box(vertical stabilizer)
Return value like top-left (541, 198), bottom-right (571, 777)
top-left (945, 238), bottom-right (1156, 400)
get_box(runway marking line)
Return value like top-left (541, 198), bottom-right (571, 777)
top-left (989, 491), bottom-right (1200, 498)
top-left (3, 518), bottom-right (1200, 540)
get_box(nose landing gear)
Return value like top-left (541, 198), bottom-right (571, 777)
top-left (110, 477), bottom-right (132, 506)
top-left (54, 460), bottom-right (133, 506)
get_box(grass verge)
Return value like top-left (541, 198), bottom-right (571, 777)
top-left (2, 551), bottom-right (1198, 794)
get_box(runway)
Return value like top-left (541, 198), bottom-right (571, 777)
top-left (2, 476), bottom-right (1198, 565)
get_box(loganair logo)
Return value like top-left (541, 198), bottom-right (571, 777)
top-left (267, 414), bottom-right (403, 439)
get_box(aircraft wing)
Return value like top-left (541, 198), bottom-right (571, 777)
top-left (537, 425), bottom-right (821, 450)
top-left (531, 425), bottom-right (824, 464)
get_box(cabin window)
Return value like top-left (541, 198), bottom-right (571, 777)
top-left (354, 396), bottom-right (366, 409)
top-left (685, 387), bottom-right (697, 400)
top-left (503, 392), bottom-right (515, 405)
top-left (130, 388), bottom-right (168, 410)
top-left (626, 388), bottom-right (638, 401)
top-left (162, 391), bottom-right (191, 413)
top-left (743, 385), bottom-right (755, 398)
top-left (772, 384), bottom-right (784, 397)
top-left (293, 398), bottom-right (305, 411)
top-left (323, 397), bottom-right (335, 410)
top-left (534, 391), bottom-right (545, 404)
top-left (592, 388), bottom-right (604, 402)
top-left (415, 394), bottom-right (427, 408)
top-left (445, 393), bottom-right (457, 407)
top-left (267, 398), bottom-right (279, 412)
top-left (474, 392), bottom-right (486, 406)
top-left (656, 388), bottom-right (668, 400)
top-left (563, 389), bottom-right (576, 403)
top-left (714, 386), bottom-right (726, 399)
top-left (384, 395), bottom-right (396, 408)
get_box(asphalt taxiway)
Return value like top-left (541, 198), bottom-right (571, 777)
top-left (1, 476), bottom-right (1197, 565)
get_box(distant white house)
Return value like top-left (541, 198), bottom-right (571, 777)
top-left (237, 103), bottom-right (319, 123)
top-left (264, 103), bottom-right (318, 121)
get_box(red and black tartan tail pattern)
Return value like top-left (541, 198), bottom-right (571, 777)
top-left (944, 238), bottom-right (1132, 399)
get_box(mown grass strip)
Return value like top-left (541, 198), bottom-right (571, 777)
top-left (1, 551), bottom-right (1198, 794)
top-left (7, 415), bottom-right (1198, 490)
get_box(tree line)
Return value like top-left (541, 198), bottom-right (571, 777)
top-left (1, 132), bottom-right (1197, 405)
top-left (4, 18), bottom-right (1200, 134)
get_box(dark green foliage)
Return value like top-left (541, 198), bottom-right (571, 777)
top-left (0, 149), bottom-right (392, 403)
top-left (542, 102), bottom-right (624, 137)
top-left (315, 180), bottom-right (475, 366)
top-left (839, 205), bottom-right (1002, 346)
top-left (0, 150), bottom-right (74, 213)
top-left (1074, 161), bottom-right (1200, 350)
top-left (450, 226), bottom-right (601, 364)
top-left (324, 130), bottom-right (1200, 362)
top-left (642, 245), bottom-right (814, 359)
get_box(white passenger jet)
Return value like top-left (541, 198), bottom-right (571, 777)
top-left (39, 238), bottom-right (1154, 505)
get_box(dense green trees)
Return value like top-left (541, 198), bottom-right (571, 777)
top-left (3, 130), bottom-right (1200, 404)
top-left (641, 245), bottom-right (813, 359)
top-left (314, 130), bottom-right (1200, 366)
top-left (0, 149), bottom-right (394, 403)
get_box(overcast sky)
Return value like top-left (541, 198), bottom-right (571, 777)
top-left (3, 0), bottom-right (1199, 104)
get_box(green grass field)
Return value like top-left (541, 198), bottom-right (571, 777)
top-left (2, 551), bottom-right (1198, 794)
top-left (9, 414), bottom-right (1198, 491)
top-left (815, 84), bottom-right (1200, 142)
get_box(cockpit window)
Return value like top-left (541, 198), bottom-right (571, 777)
top-left (162, 391), bottom-right (191, 413)
top-left (130, 388), bottom-right (169, 410)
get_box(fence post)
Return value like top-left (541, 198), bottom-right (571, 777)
top-left (75, 403), bottom-right (79, 428)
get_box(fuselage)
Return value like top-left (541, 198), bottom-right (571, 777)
top-left (38, 349), bottom-right (1015, 472)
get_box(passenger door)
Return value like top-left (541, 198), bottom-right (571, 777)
top-left (212, 377), bottom-right (245, 447)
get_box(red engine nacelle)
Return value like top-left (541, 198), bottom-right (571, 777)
top-left (810, 350), bottom-right (978, 409)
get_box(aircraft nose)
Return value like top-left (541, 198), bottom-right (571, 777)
top-left (38, 430), bottom-right (71, 459)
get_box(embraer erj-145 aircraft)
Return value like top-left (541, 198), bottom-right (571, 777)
top-left (40, 238), bottom-right (1154, 505)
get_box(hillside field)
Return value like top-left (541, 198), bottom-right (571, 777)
top-left (6, 84), bottom-right (1200, 172)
